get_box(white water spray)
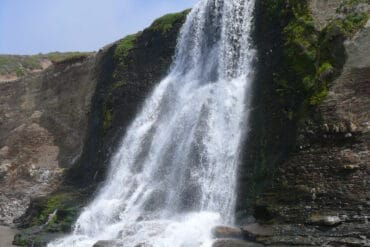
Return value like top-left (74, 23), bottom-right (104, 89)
top-left (49, 0), bottom-right (256, 246)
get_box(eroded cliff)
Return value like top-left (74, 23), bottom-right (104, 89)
top-left (3, 10), bottom-right (189, 246)
top-left (0, 53), bottom-right (96, 226)
top-left (243, 0), bottom-right (370, 245)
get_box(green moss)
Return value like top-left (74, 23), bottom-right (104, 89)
top-left (114, 33), bottom-right (140, 62)
top-left (112, 80), bottom-right (125, 89)
top-left (13, 234), bottom-right (28, 246)
top-left (14, 191), bottom-right (85, 246)
top-left (326, 12), bottom-right (369, 37)
top-left (29, 192), bottom-right (81, 232)
top-left (317, 62), bottom-right (333, 75)
top-left (283, 15), bottom-right (318, 78)
top-left (103, 106), bottom-right (114, 130)
top-left (269, 0), bottom-right (368, 121)
top-left (113, 10), bottom-right (189, 68)
top-left (241, 0), bottom-right (368, 222)
top-left (337, 0), bottom-right (369, 13)
top-left (272, 1), bottom-right (320, 119)
top-left (262, 0), bottom-right (285, 21)
top-left (112, 10), bottom-right (189, 84)
top-left (31, 193), bottom-right (72, 226)
top-left (151, 10), bottom-right (190, 34)
top-left (309, 86), bottom-right (328, 105)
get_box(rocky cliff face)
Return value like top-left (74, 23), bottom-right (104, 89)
top-left (245, 0), bottom-right (370, 246)
top-left (0, 54), bottom-right (96, 226)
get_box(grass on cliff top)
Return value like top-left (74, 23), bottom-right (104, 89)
top-left (45, 52), bottom-right (92, 64)
top-left (114, 9), bottom-right (190, 63)
top-left (0, 52), bottom-right (92, 77)
top-left (114, 9), bottom-right (190, 70)
top-left (151, 9), bottom-right (190, 33)
top-left (114, 33), bottom-right (140, 62)
top-left (0, 55), bottom-right (43, 76)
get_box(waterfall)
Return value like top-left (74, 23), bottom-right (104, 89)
top-left (49, 0), bottom-right (256, 246)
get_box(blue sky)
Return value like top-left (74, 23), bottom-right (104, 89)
top-left (0, 0), bottom-right (198, 55)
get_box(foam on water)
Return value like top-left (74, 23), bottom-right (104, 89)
top-left (48, 0), bottom-right (256, 246)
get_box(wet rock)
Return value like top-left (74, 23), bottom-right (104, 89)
top-left (241, 224), bottom-right (273, 237)
top-left (309, 214), bottom-right (343, 226)
top-left (345, 133), bottom-right (352, 138)
top-left (93, 240), bottom-right (123, 247)
top-left (0, 146), bottom-right (9, 157)
top-left (213, 239), bottom-right (264, 247)
top-left (212, 226), bottom-right (244, 239)
top-left (342, 164), bottom-right (360, 171)
top-left (0, 193), bottom-right (30, 225)
top-left (328, 238), bottom-right (370, 247)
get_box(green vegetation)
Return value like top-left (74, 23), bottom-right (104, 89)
top-left (106, 10), bottom-right (190, 138)
top-left (151, 10), bottom-right (190, 34)
top-left (325, 12), bottom-right (369, 37)
top-left (13, 234), bottom-right (28, 246)
top-left (265, 0), bottom-right (369, 120)
top-left (0, 52), bottom-right (92, 78)
top-left (239, 0), bottom-right (369, 218)
top-left (33, 193), bottom-right (67, 225)
top-left (13, 191), bottom-right (85, 246)
top-left (113, 10), bottom-right (189, 79)
top-left (337, 0), bottom-right (369, 13)
top-left (114, 33), bottom-right (140, 62)
top-left (0, 55), bottom-right (42, 76)
top-left (103, 105), bottom-right (114, 130)
top-left (30, 192), bottom-right (81, 232)
top-left (113, 10), bottom-right (189, 67)
top-left (45, 52), bottom-right (91, 64)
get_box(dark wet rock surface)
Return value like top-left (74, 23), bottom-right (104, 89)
top-left (213, 239), bottom-right (264, 247)
top-left (93, 240), bottom-right (123, 247)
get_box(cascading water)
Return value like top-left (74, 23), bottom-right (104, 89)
top-left (49, 0), bottom-right (256, 246)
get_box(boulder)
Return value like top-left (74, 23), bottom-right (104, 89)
top-left (308, 214), bottom-right (343, 226)
top-left (241, 224), bottom-right (273, 237)
top-left (93, 240), bottom-right (123, 247)
top-left (212, 226), bottom-right (244, 239)
top-left (213, 239), bottom-right (264, 247)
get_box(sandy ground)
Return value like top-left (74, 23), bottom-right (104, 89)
top-left (0, 74), bottom-right (18, 82)
top-left (0, 225), bottom-right (17, 247)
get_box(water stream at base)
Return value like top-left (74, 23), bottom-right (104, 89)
top-left (49, 0), bottom-right (256, 246)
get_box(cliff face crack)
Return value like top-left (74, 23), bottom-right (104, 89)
top-left (49, 0), bottom-right (256, 246)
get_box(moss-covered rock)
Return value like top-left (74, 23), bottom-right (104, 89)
top-left (264, 0), bottom-right (368, 121)
top-left (237, 0), bottom-right (368, 221)
top-left (114, 33), bottom-right (140, 62)
top-left (13, 190), bottom-right (88, 246)
top-left (151, 10), bottom-right (190, 34)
